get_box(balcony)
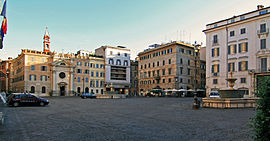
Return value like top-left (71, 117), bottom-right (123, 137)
top-left (212, 72), bottom-right (219, 77)
top-left (257, 28), bottom-right (269, 35)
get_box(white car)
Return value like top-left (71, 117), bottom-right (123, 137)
top-left (209, 91), bottom-right (220, 98)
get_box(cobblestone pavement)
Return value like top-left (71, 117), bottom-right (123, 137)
top-left (0, 97), bottom-right (255, 141)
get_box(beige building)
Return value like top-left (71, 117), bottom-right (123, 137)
top-left (8, 28), bottom-right (105, 96)
top-left (138, 41), bottom-right (206, 95)
top-left (203, 5), bottom-right (270, 97)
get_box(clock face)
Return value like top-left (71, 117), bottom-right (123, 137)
top-left (59, 72), bottom-right (66, 79)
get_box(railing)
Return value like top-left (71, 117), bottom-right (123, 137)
top-left (257, 28), bottom-right (269, 34)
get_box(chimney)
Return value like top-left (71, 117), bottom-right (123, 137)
top-left (257, 5), bottom-right (264, 10)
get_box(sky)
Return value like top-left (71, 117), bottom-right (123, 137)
top-left (1, 0), bottom-right (270, 60)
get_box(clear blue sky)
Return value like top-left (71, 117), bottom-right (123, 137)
top-left (1, 0), bottom-right (270, 60)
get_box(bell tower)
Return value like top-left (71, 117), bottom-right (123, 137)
top-left (43, 27), bottom-right (50, 52)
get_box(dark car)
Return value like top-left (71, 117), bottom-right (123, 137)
top-left (6, 94), bottom-right (49, 107)
top-left (80, 93), bottom-right (96, 99)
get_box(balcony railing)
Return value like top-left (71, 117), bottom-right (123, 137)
top-left (257, 28), bottom-right (269, 34)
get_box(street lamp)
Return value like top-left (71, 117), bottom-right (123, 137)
top-left (193, 44), bottom-right (200, 109)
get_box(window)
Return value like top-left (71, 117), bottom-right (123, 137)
top-left (96, 72), bottom-right (99, 77)
top-left (31, 65), bottom-right (35, 71)
top-left (85, 77), bottom-right (89, 82)
top-left (124, 53), bottom-right (127, 57)
top-left (188, 60), bottom-right (190, 66)
top-left (188, 68), bottom-right (191, 75)
top-left (100, 72), bottom-right (103, 77)
top-left (153, 62), bottom-right (155, 67)
top-left (181, 48), bottom-right (185, 53)
top-left (241, 78), bottom-right (246, 83)
top-left (157, 70), bottom-right (160, 76)
top-left (96, 80), bottom-right (99, 87)
top-left (228, 63), bottom-right (235, 72)
top-left (90, 80), bottom-right (93, 87)
top-left (261, 58), bottom-right (267, 72)
top-left (163, 60), bottom-right (165, 66)
top-left (238, 42), bottom-right (248, 53)
top-left (180, 58), bottom-right (183, 64)
top-left (148, 71), bottom-right (151, 77)
top-left (261, 39), bottom-right (266, 49)
top-left (169, 59), bottom-right (171, 64)
top-left (42, 86), bottom-right (46, 93)
top-left (85, 62), bottom-right (87, 66)
top-left (157, 61), bottom-right (159, 66)
top-left (153, 80), bottom-right (155, 84)
top-left (213, 35), bottom-right (218, 44)
top-left (100, 64), bottom-right (103, 68)
top-left (211, 64), bottom-right (220, 73)
top-left (240, 16), bottom-right (245, 20)
top-left (228, 44), bottom-right (237, 55)
top-left (240, 28), bottom-right (246, 34)
top-left (144, 64), bottom-right (147, 69)
top-left (238, 61), bottom-right (248, 71)
top-left (91, 71), bottom-right (94, 77)
top-left (29, 75), bottom-right (37, 81)
top-left (230, 31), bottom-right (235, 37)
top-left (180, 67), bottom-right (183, 74)
top-left (116, 60), bottom-right (121, 65)
top-left (109, 59), bottom-right (114, 65)
top-left (148, 80), bottom-right (151, 84)
top-left (77, 69), bottom-right (82, 73)
top-left (152, 70), bottom-right (155, 76)
top-left (78, 77), bottom-right (81, 82)
top-left (168, 68), bottom-right (171, 75)
top-left (260, 23), bottom-right (266, 33)
top-left (168, 78), bottom-right (171, 83)
top-left (231, 19), bottom-right (235, 23)
top-left (214, 24), bottom-right (217, 27)
top-left (213, 79), bottom-right (218, 84)
top-left (41, 66), bottom-right (47, 71)
top-left (117, 52), bottom-right (120, 56)
top-left (124, 60), bottom-right (128, 66)
top-left (96, 64), bottom-right (99, 68)
top-left (40, 75), bottom-right (47, 81)
top-left (211, 48), bottom-right (220, 57)
top-left (162, 69), bottom-right (165, 75)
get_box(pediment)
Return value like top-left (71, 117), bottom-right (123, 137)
top-left (51, 59), bottom-right (75, 68)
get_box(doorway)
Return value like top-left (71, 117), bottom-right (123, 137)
top-left (60, 85), bottom-right (65, 96)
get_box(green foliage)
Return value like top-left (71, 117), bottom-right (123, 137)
top-left (251, 77), bottom-right (270, 141)
top-left (49, 91), bottom-right (53, 96)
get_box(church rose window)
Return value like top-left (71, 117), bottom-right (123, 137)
top-left (59, 72), bottom-right (66, 79)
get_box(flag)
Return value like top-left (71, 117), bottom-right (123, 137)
top-left (1, 0), bottom-right (7, 18)
top-left (0, 0), bottom-right (7, 49)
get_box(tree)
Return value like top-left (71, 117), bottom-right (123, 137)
top-left (251, 76), bottom-right (270, 140)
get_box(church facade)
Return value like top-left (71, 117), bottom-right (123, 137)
top-left (8, 28), bottom-right (105, 96)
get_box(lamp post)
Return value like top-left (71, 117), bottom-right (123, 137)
top-left (193, 44), bottom-right (200, 109)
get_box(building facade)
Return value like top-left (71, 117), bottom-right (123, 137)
top-left (203, 5), bottom-right (270, 97)
top-left (7, 28), bottom-right (105, 96)
top-left (138, 41), bottom-right (206, 95)
top-left (130, 60), bottom-right (139, 96)
top-left (0, 59), bottom-right (11, 92)
top-left (95, 46), bottom-right (130, 94)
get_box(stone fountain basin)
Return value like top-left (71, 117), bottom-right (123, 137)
top-left (219, 90), bottom-right (246, 98)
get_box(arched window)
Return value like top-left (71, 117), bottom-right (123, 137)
top-left (42, 86), bottom-right (46, 93)
top-left (85, 87), bottom-right (89, 93)
top-left (109, 59), bottom-right (114, 64)
top-left (30, 86), bottom-right (35, 93)
top-left (116, 59), bottom-right (121, 65)
top-left (77, 87), bottom-right (81, 93)
top-left (60, 63), bottom-right (66, 66)
top-left (124, 60), bottom-right (128, 66)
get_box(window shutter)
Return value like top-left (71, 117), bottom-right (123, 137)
top-left (233, 63), bottom-right (235, 72)
top-left (45, 76), bottom-right (47, 81)
top-left (234, 44), bottom-right (237, 53)
top-left (245, 61), bottom-right (248, 70)
top-left (34, 75), bottom-right (37, 81)
top-left (41, 76), bottom-right (42, 81)
top-left (245, 42), bottom-right (248, 52)
top-left (212, 49), bottom-right (214, 57)
top-left (239, 62), bottom-right (242, 71)
top-left (217, 64), bottom-right (220, 72)
top-left (212, 65), bottom-right (214, 73)
top-left (228, 63), bottom-right (231, 72)
top-left (239, 44), bottom-right (241, 53)
top-left (217, 48), bottom-right (220, 56)
top-left (29, 75), bottom-right (31, 81)
top-left (228, 46), bottom-right (231, 54)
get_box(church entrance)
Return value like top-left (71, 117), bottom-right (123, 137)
top-left (60, 85), bottom-right (65, 96)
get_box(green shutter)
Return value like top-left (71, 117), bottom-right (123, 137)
top-left (245, 61), bottom-right (248, 70)
top-left (234, 44), bottom-right (237, 53)
top-left (217, 64), bottom-right (220, 72)
top-left (217, 48), bottom-right (220, 56)
top-left (228, 46), bottom-right (231, 54)
top-left (239, 44), bottom-right (241, 53)
top-left (239, 62), bottom-right (241, 71)
top-left (245, 42), bottom-right (248, 52)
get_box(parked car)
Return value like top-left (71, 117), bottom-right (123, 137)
top-left (144, 92), bottom-right (155, 97)
top-left (209, 91), bottom-right (220, 98)
top-left (6, 94), bottom-right (49, 107)
top-left (80, 93), bottom-right (96, 99)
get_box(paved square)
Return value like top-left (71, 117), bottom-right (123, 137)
top-left (0, 97), bottom-right (254, 141)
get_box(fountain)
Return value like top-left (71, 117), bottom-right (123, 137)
top-left (202, 72), bottom-right (258, 108)
top-left (219, 72), bottom-right (245, 98)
